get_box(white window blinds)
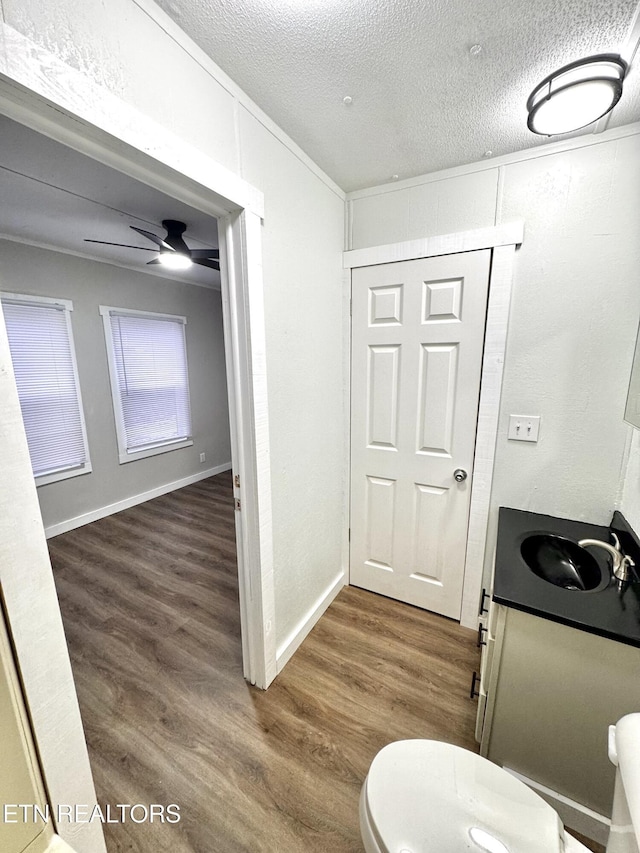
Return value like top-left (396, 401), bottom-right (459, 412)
top-left (1, 296), bottom-right (90, 480)
top-left (106, 310), bottom-right (192, 456)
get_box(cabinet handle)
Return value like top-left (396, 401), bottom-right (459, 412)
top-left (477, 625), bottom-right (487, 648)
top-left (470, 670), bottom-right (480, 699)
top-left (479, 588), bottom-right (490, 615)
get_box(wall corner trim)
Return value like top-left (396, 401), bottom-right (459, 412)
top-left (275, 571), bottom-right (346, 674)
top-left (44, 463), bottom-right (232, 539)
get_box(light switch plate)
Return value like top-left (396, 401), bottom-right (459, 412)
top-left (508, 414), bottom-right (541, 442)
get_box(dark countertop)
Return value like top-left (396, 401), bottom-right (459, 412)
top-left (494, 507), bottom-right (640, 648)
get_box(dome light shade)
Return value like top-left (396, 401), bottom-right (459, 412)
top-left (527, 54), bottom-right (626, 136)
top-left (158, 251), bottom-right (193, 270)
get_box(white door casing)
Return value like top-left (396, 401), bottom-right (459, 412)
top-left (350, 250), bottom-right (491, 619)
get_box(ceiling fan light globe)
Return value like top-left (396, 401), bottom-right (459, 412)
top-left (158, 252), bottom-right (193, 270)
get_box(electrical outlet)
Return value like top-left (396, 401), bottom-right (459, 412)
top-left (508, 415), bottom-right (540, 442)
top-left (199, 452), bottom-right (206, 463)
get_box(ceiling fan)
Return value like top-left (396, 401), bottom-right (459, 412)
top-left (85, 220), bottom-right (220, 271)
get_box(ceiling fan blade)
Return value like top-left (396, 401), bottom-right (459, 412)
top-left (84, 239), bottom-right (156, 251)
top-left (130, 225), bottom-right (172, 250)
top-left (193, 258), bottom-right (220, 270)
top-left (189, 248), bottom-right (220, 259)
top-left (146, 258), bottom-right (163, 265)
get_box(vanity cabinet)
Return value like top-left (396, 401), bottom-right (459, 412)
top-left (476, 599), bottom-right (640, 817)
top-left (474, 595), bottom-right (500, 744)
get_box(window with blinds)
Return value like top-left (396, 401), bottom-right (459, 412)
top-left (101, 307), bottom-right (193, 463)
top-left (1, 293), bottom-right (91, 485)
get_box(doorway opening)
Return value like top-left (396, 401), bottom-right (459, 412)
top-left (349, 249), bottom-right (492, 621)
top-left (0, 108), bottom-right (243, 630)
top-left (0, 79), bottom-right (275, 849)
top-left (344, 223), bottom-right (523, 629)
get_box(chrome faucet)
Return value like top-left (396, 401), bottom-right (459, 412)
top-left (578, 532), bottom-right (636, 582)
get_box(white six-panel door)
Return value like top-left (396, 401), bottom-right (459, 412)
top-left (350, 250), bottom-right (491, 619)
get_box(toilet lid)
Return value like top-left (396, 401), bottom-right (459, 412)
top-left (364, 740), bottom-right (564, 853)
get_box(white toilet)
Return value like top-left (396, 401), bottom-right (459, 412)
top-left (360, 713), bottom-right (640, 853)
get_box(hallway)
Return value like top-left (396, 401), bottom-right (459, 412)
top-left (49, 472), bottom-right (482, 851)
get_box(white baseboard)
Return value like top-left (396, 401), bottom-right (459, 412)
top-left (44, 463), bottom-right (232, 539)
top-left (506, 768), bottom-right (610, 847)
top-left (276, 571), bottom-right (346, 674)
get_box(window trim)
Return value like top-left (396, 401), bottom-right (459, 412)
top-left (99, 305), bottom-right (194, 464)
top-left (1, 291), bottom-right (92, 486)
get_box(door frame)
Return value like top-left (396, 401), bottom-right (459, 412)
top-left (344, 221), bottom-right (524, 628)
top-left (0, 23), bottom-right (276, 853)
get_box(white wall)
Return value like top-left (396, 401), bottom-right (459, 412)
top-left (0, 239), bottom-right (230, 534)
top-left (492, 134), bottom-right (639, 523)
top-left (348, 126), bottom-right (640, 583)
top-left (237, 109), bottom-right (347, 645)
top-left (0, 0), bottom-right (348, 648)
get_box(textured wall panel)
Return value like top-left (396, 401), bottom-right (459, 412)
top-left (491, 134), bottom-right (640, 524)
top-left (350, 168), bottom-right (499, 248)
top-left (236, 106), bottom-right (347, 647)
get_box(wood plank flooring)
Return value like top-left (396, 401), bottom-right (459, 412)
top-left (47, 472), bottom-right (603, 853)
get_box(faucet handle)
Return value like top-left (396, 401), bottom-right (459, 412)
top-left (610, 533), bottom-right (637, 581)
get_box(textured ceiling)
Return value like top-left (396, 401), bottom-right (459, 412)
top-left (156, 0), bottom-right (640, 191)
top-left (0, 116), bottom-right (220, 287)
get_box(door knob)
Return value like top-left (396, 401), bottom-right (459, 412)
top-left (454, 468), bottom-right (468, 482)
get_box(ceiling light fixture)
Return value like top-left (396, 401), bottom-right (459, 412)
top-left (85, 220), bottom-right (219, 272)
top-left (158, 252), bottom-right (193, 271)
top-left (527, 54), bottom-right (627, 136)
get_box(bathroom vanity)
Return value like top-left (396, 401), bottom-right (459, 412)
top-left (476, 508), bottom-right (640, 824)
